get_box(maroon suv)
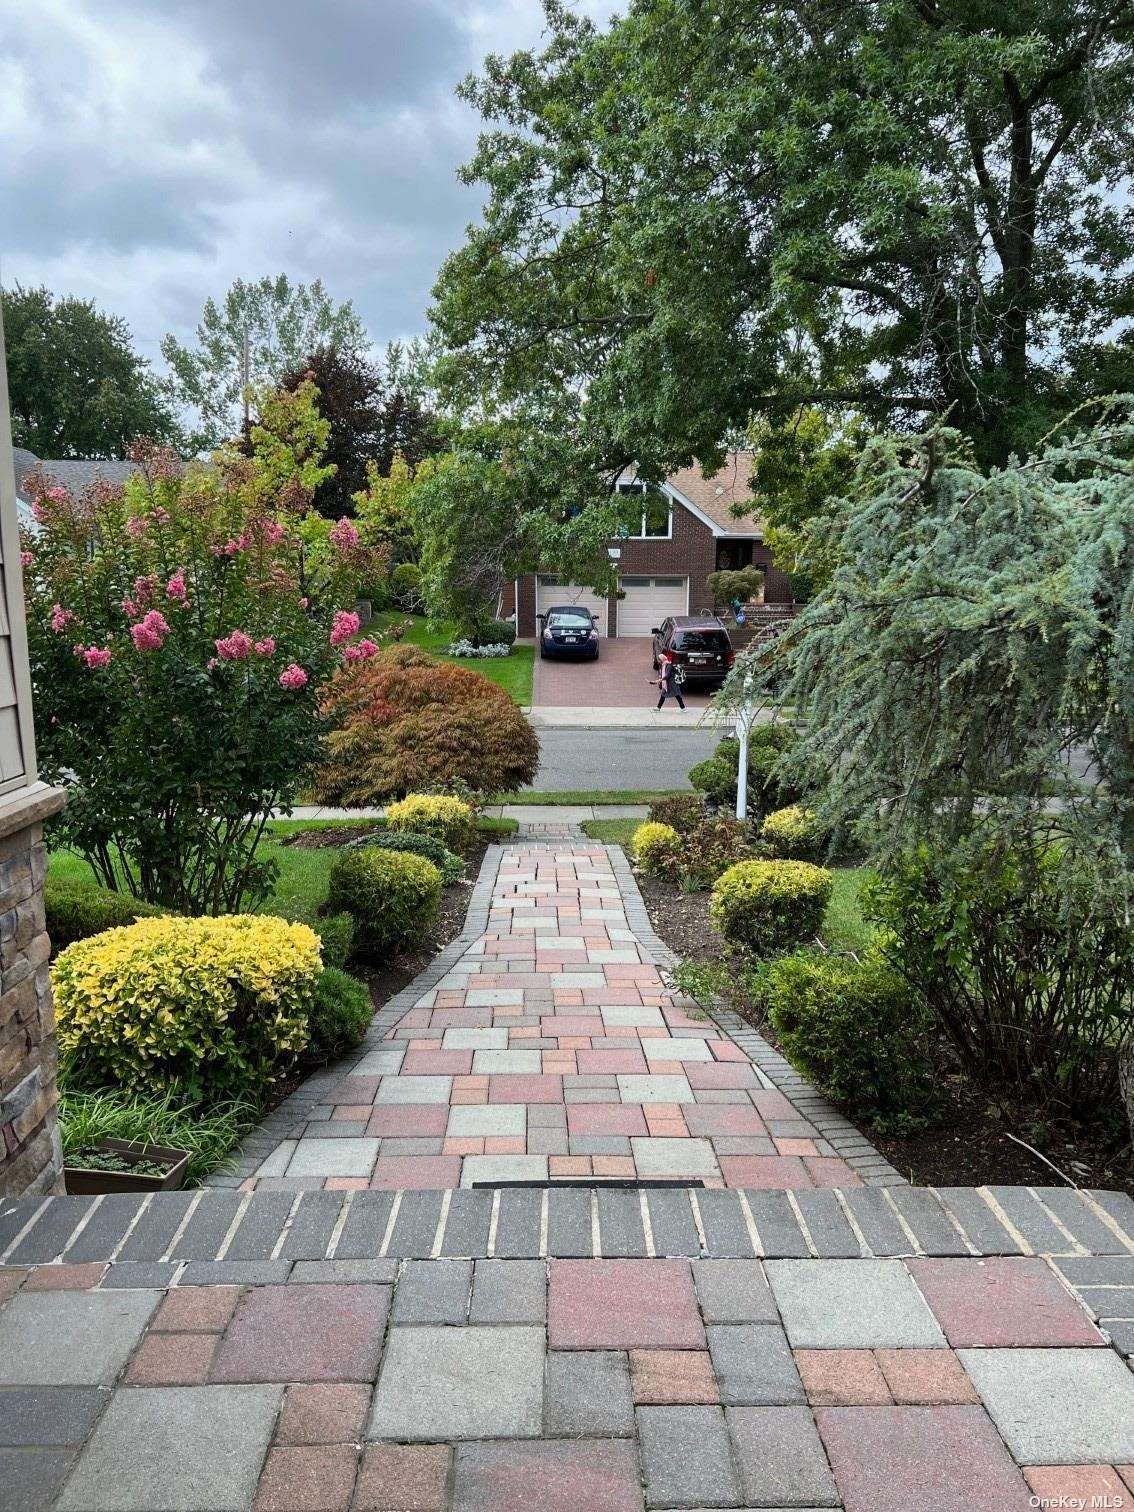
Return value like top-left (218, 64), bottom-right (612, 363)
top-left (651, 615), bottom-right (735, 688)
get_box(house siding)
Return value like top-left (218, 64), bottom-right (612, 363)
top-left (515, 496), bottom-right (793, 637)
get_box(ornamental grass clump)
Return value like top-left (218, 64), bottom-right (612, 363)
top-left (21, 386), bottom-right (383, 915)
top-left (53, 914), bottom-right (322, 1099)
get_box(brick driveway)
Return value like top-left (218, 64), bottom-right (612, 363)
top-left (533, 637), bottom-right (714, 708)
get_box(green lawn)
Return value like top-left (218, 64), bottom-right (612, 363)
top-left (370, 611), bottom-right (534, 704)
top-left (581, 818), bottom-right (641, 845)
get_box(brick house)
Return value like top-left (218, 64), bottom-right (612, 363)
top-left (503, 452), bottom-right (793, 638)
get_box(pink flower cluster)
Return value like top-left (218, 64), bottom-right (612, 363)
top-left (74, 644), bottom-right (112, 669)
top-left (329, 517), bottom-right (360, 550)
top-left (342, 638), bottom-right (379, 663)
top-left (130, 610), bottom-right (170, 652)
top-left (46, 487), bottom-right (68, 502)
top-left (254, 636), bottom-right (276, 657)
top-left (20, 551), bottom-right (33, 568)
top-left (278, 663), bottom-right (308, 690)
top-left (215, 630), bottom-right (253, 661)
top-left (50, 603), bottom-right (75, 633)
top-left (133, 574), bottom-right (158, 606)
top-left (166, 569), bottom-right (188, 603)
top-left (125, 516), bottom-right (148, 539)
top-left (330, 609), bottom-right (361, 647)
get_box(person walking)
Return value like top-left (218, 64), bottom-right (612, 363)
top-left (655, 648), bottom-right (686, 710)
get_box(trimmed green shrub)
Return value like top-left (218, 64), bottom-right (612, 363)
top-left (761, 805), bottom-right (827, 860)
top-left (46, 881), bottom-right (168, 954)
top-left (714, 725), bottom-right (804, 815)
top-left (475, 617), bottom-right (516, 647)
top-left (304, 967), bottom-right (373, 1064)
top-left (688, 757), bottom-right (737, 807)
top-left (647, 793), bottom-right (706, 835)
top-left (356, 830), bottom-right (464, 885)
top-left (312, 911), bottom-right (355, 970)
top-left (385, 793), bottom-right (476, 852)
top-left (54, 915), bottom-right (320, 1098)
top-left (633, 821), bottom-right (682, 877)
top-left (757, 950), bottom-right (940, 1132)
top-left (326, 848), bottom-right (442, 957)
top-left (710, 859), bottom-right (832, 956)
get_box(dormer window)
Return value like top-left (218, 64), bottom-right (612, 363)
top-left (616, 481), bottom-right (672, 538)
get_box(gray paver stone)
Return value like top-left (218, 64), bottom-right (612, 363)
top-left (369, 1325), bottom-right (544, 1440)
top-left (707, 1323), bottom-right (804, 1404)
top-left (544, 1350), bottom-right (634, 1436)
top-left (766, 1259), bottom-right (946, 1348)
top-left (0, 1387), bottom-right (107, 1445)
top-left (469, 1259), bottom-right (546, 1323)
top-left (693, 1260), bottom-right (779, 1323)
top-left (0, 1448), bottom-right (76, 1511)
top-left (958, 1346), bottom-right (1134, 1463)
top-left (727, 1405), bottom-right (840, 1507)
top-left (636, 1405), bottom-right (740, 1508)
top-left (392, 1260), bottom-right (472, 1324)
top-left (0, 1289), bottom-right (158, 1385)
top-left (58, 1384), bottom-right (282, 1511)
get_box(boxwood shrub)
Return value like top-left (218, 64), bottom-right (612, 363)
top-left (304, 967), bottom-right (374, 1064)
top-left (311, 911), bottom-right (355, 970)
top-left (760, 805), bottom-right (827, 861)
top-left (45, 881), bottom-right (168, 954)
top-left (327, 848), bottom-right (442, 957)
top-left (54, 915), bottom-right (321, 1098)
top-left (688, 757), bottom-right (737, 807)
top-left (355, 829), bottom-right (464, 885)
top-left (757, 950), bottom-right (940, 1132)
top-left (710, 859), bottom-right (832, 956)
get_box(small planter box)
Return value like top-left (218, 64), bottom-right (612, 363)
top-left (64, 1139), bottom-right (189, 1195)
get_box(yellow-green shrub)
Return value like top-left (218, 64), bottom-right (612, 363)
top-left (54, 915), bottom-right (320, 1098)
top-left (326, 847), bottom-right (442, 956)
top-left (633, 821), bottom-right (682, 878)
top-left (761, 805), bottom-right (826, 860)
top-left (387, 793), bottom-right (475, 852)
top-left (710, 859), bottom-right (832, 956)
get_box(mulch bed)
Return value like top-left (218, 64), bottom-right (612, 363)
top-left (636, 863), bottom-right (1134, 1198)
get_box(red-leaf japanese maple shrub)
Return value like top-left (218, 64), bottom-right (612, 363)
top-left (316, 645), bottom-right (540, 803)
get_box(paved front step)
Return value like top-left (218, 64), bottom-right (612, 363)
top-left (3, 1184), bottom-right (1133, 1270)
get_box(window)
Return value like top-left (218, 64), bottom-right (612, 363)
top-left (716, 540), bottom-right (755, 571)
top-left (616, 481), bottom-right (672, 539)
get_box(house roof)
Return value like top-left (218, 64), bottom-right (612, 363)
top-left (664, 453), bottom-right (763, 537)
top-left (12, 448), bottom-right (141, 529)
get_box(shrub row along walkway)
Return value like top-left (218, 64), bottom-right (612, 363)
top-left (225, 839), bottom-right (888, 1192)
top-left (3, 839), bottom-right (1134, 1509)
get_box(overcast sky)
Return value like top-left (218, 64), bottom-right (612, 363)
top-left (0, 0), bottom-right (614, 369)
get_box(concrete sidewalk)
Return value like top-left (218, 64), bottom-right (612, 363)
top-left (285, 804), bottom-right (650, 823)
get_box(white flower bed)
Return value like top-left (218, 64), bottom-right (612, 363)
top-left (446, 639), bottom-right (512, 658)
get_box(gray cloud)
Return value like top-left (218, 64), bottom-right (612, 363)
top-left (0, 1), bottom-right (616, 367)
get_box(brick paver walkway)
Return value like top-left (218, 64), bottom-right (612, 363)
top-left (234, 840), bottom-right (874, 1193)
top-left (5, 836), bottom-right (1134, 1508)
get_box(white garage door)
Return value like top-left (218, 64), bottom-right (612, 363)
top-left (617, 576), bottom-right (689, 636)
top-left (536, 577), bottom-right (609, 635)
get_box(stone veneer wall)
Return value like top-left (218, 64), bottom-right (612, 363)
top-left (0, 785), bottom-right (67, 1197)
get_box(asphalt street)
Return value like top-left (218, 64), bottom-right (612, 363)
top-left (531, 724), bottom-right (720, 790)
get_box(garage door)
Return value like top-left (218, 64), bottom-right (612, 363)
top-left (617, 576), bottom-right (688, 636)
top-left (536, 577), bottom-right (609, 636)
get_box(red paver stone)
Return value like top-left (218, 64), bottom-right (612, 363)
top-left (0, 1267), bottom-right (27, 1302)
top-left (356, 1444), bottom-right (451, 1511)
top-left (152, 1285), bottom-right (242, 1332)
top-left (211, 1283), bottom-right (389, 1383)
top-left (566, 1104), bottom-right (649, 1136)
top-left (489, 1075), bottom-right (564, 1103)
top-left (750, 1090), bottom-right (798, 1118)
top-left (368, 1156), bottom-right (462, 1189)
top-left (906, 1257), bottom-right (1105, 1347)
top-left (630, 1349), bottom-right (720, 1404)
top-left (127, 1331), bottom-right (217, 1385)
top-left (277, 1383), bottom-right (373, 1445)
top-left (875, 1349), bottom-right (980, 1405)
top-left (254, 1445), bottom-right (358, 1512)
top-left (718, 1155), bottom-right (812, 1188)
top-left (400, 1051), bottom-right (474, 1076)
top-left (365, 1100), bottom-right (450, 1137)
top-left (795, 1350), bottom-right (891, 1405)
top-left (683, 1106), bottom-right (768, 1137)
top-left (575, 1049), bottom-right (648, 1074)
top-left (817, 1406), bottom-right (1032, 1511)
top-left (453, 1438), bottom-right (643, 1512)
top-left (539, 1016), bottom-right (604, 1036)
top-left (21, 1262), bottom-right (106, 1290)
top-left (549, 1260), bottom-right (705, 1350)
top-left (684, 1062), bottom-right (758, 1089)
top-left (1024, 1466), bottom-right (1133, 1510)
top-left (805, 1156), bottom-right (863, 1187)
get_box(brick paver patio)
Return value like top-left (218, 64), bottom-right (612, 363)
top-left (4, 834), bottom-right (1134, 1507)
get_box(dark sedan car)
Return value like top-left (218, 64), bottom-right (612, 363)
top-left (538, 604), bottom-right (600, 660)
top-left (651, 615), bottom-right (735, 687)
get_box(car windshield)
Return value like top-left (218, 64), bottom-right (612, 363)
top-left (547, 609), bottom-right (592, 628)
top-left (674, 629), bottom-right (729, 652)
